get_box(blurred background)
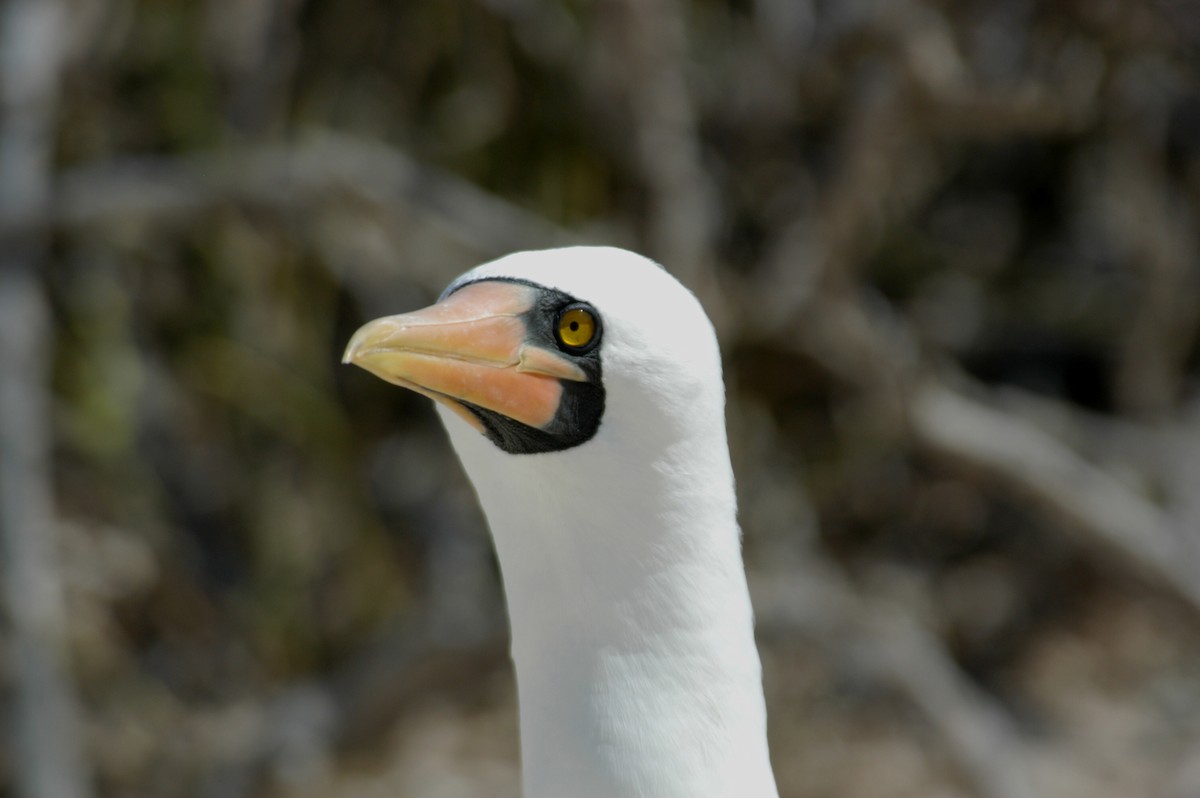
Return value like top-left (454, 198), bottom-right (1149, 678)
top-left (1, 0), bottom-right (1199, 796)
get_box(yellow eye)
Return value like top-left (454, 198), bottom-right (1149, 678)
top-left (557, 305), bottom-right (598, 351)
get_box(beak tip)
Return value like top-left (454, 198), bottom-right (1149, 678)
top-left (342, 322), bottom-right (382, 366)
top-left (341, 338), bottom-right (361, 365)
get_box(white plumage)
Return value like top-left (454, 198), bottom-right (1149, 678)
top-left (346, 247), bottom-right (778, 798)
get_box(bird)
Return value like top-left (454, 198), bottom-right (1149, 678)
top-left (343, 246), bottom-right (778, 798)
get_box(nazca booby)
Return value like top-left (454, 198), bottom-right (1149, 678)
top-left (344, 246), bottom-right (778, 798)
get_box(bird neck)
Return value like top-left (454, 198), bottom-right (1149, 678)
top-left (441, 403), bottom-right (778, 798)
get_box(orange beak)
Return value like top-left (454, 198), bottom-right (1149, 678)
top-left (343, 280), bottom-right (587, 433)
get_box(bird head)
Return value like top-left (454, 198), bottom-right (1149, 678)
top-left (343, 246), bottom-right (724, 457)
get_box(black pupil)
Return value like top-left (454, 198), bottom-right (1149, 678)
top-left (570, 321), bottom-right (579, 331)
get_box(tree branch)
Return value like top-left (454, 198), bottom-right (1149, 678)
top-left (910, 383), bottom-right (1200, 613)
top-left (0, 132), bottom-right (575, 256)
top-left (753, 563), bottom-right (1036, 798)
top-left (0, 0), bottom-right (94, 796)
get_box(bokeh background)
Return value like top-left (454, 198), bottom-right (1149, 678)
top-left (2, 1), bottom-right (1199, 796)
